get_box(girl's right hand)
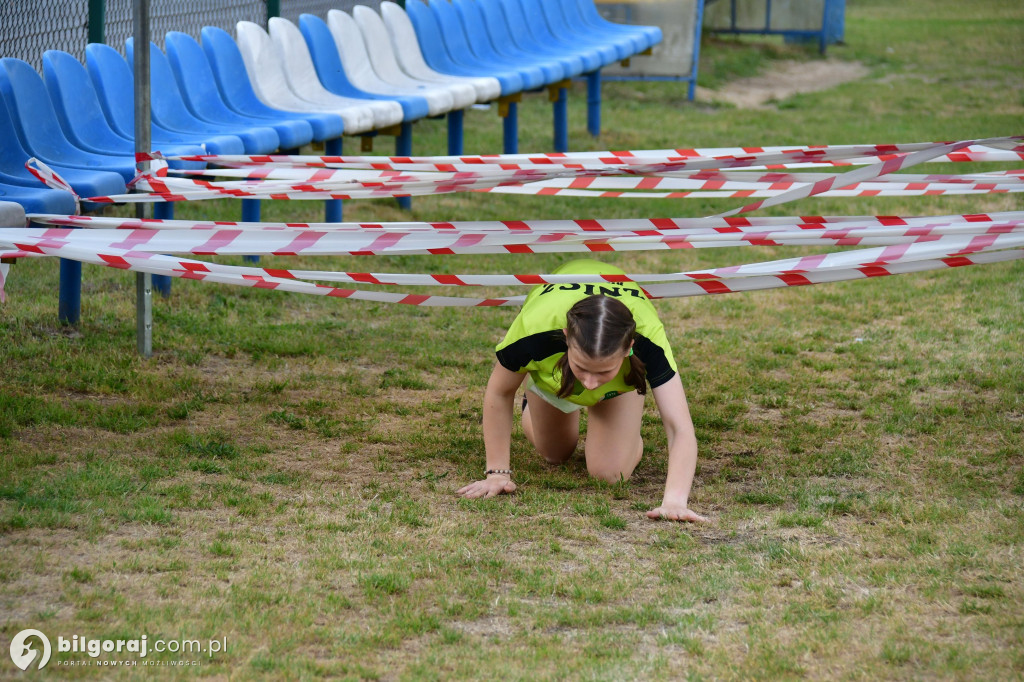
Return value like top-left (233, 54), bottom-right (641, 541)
top-left (457, 476), bottom-right (517, 499)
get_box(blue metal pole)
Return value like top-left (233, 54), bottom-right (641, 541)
top-left (503, 101), bottom-right (518, 155)
top-left (242, 199), bottom-right (261, 264)
top-left (58, 257), bottom-right (81, 325)
top-left (586, 70), bottom-right (602, 137)
top-left (395, 121), bottom-right (413, 211)
top-left (152, 203), bottom-right (173, 298)
top-left (324, 137), bottom-right (343, 222)
top-left (447, 109), bottom-right (464, 155)
top-left (553, 85), bottom-right (568, 153)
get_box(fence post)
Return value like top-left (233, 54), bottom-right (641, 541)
top-left (88, 0), bottom-right (105, 44)
top-left (267, 0), bottom-right (280, 22)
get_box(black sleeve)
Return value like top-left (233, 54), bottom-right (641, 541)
top-left (495, 330), bottom-right (567, 373)
top-left (634, 334), bottom-right (676, 388)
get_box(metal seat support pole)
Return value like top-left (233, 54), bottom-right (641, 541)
top-left (134, 0), bottom-right (152, 357)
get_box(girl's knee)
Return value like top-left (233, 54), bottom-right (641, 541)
top-left (538, 439), bottom-right (577, 465)
top-left (586, 462), bottom-right (632, 483)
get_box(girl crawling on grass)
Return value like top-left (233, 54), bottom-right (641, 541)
top-left (457, 259), bottom-right (707, 523)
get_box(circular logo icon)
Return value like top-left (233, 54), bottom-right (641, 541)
top-left (9, 629), bottom-right (51, 671)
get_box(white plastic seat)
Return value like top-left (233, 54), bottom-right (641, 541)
top-left (235, 21), bottom-right (374, 133)
top-left (268, 18), bottom-right (404, 132)
top-left (0, 200), bottom-right (26, 226)
top-left (352, 6), bottom-right (477, 111)
top-left (327, 9), bottom-right (455, 117)
top-left (379, 1), bottom-right (501, 103)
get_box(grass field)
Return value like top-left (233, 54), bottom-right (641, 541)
top-left (1, 0), bottom-right (1022, 679)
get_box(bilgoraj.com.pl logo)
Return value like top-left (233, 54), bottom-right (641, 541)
top-left (9, 628), bottom-right (226, 671)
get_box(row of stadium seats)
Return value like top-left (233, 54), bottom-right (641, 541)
top-left (0, 0), bottom-right (660, 219)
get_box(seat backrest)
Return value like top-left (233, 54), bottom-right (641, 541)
top-left (0, 58), bottom-right (79, 161)
top-left (426, 0), bottom-right (476, 62)
top-left (165, 31), bottom-right (234, 118)
top-left (85, 43), bottom-right (136, 137)
top-left (0, 71), bottom-right (35, 174)
top-left (475, 0), bottom-right (529, 53)
top-left (42, 50), bottom-right (128, 151)
top-left (200, 25), bottom-right (267, 112)
top-left (296, 14), bottom-right (353, 89)
top-left (126, 39), bottom-right (197, 130)
top-left (379, 1), bottom-right (439, 77)
top-left (351, 5), bottom-right (416, 86)
top-left (325, 10), bottom-right (378, 87)
top-left (404, 0), bottom-right (461, 70)
top-left (235, 21), bottom-right (289, 103)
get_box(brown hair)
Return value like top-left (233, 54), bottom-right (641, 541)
top-left (555, 295), bottom-right (648, 398)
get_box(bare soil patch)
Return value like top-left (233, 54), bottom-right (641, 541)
top-left (697, 59), bottom-right (870, 109)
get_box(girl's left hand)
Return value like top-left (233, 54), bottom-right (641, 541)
top-left (646, 505), bottom-right (708, 523)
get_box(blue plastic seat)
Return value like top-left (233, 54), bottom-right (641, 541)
top-left (454, 0), bottom-right (569, 85)
top-left (0, 176), bottom-right (78, 215)
top-left (566, 0), bottom-right (660, 53)
top-left (126, 39), bottom-right (281, 154)
top-left (484, 0), bottom-right (592, 77)
top-left (0, 83), bottom-right (124, 200)
top-left (41, 50), bottom-right (206, 170)
top-left (517, 0), bottom-right (619, 68)
top-left (404, 0), bottom-right (525, 96)
top-left (200, 26), bottom-right (344, 143)
top-left (535, 0), bottom-right (629, 63)
top-left (86, 43), bottom-right (246, 156)
top-left (429, 0), bottom-right (554, 89)
top-left (298, 14), bottom-right (431, 122)
top-left (0, 58), bottom-right (136, 185)
top-left (164, 32), bottom-right (314, 151)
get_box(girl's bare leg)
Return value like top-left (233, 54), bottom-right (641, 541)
top-left (522, 392), bottom-right (580, 464)
top-left (584, 391), bottom-right (645, 483)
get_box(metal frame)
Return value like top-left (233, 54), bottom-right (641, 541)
top-left (600, 0), bottom-right (707, 103)
top-left (704, 0), bottom-right (845, 54)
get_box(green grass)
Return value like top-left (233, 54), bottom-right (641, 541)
top-left (1, 0), bottom-right (1023, 679)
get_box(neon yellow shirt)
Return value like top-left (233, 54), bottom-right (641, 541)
top-left (495, 260), bottom-right (677, 407)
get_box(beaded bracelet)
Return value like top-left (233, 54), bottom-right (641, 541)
top-left (485, 469), bottom-right (512, 476)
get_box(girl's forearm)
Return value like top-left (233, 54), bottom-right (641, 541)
top-left (481, 387), bottom-right (515, 471)
top-left (662, 431), bottom-right (698, 506)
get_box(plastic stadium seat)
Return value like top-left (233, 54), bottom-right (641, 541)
top-left (322, 10), bottom-right (454, 117)
top-left (265, 19), bottom-right (405, 132)
top-left (126, 39), bottom-right (281, 154)
top-left (379, 1), bottom-right (501, 103)
top-left (533, 0), bottom-right (630, 62)
top-left (567, 0), bottom-right (661, 53)
top-left (165, 32), bottom-right (314, 151)
top-left (298, 14), bottom-right (432, 122)
top-left (0, 199), bottom-right (26, 225)
top-left (0, 58), bottom-right (136, 185)
top-left (425, 0), bottom-right (552, 89)
top-left (267, 17), bottom-right (405, 131)
top-left (480, 0), bottom-right (590, 77)
top-left (351, 6), bottom-right (477, 112)
top-left (236, 21), bottom-right (376, 134)
top-left (200, 27), bottom-right (343, 143)
top-left (517, 0), bottom-right (618, 68)
top-left (0, 77), bottom-right (124, 200)
top-left (403, 0), bottom-right (527, 94)
top-left (86, 43), bottom-right (246, 156)
top-left (450, 0), bottom-right (561, 85)
top-left (0, 177), bottom-right (77, 215)
top-left (42, 50), bottom-right (206, 170)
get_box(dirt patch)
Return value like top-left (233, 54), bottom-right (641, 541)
top-left (696, 59), bottom-right (870, 109)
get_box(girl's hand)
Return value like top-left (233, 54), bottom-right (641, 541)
top-left (457, 476), bottom-right (517, 499)
top-left (646, 504), bottom-right (708, 523)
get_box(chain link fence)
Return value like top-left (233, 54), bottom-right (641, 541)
top-left (0, 0), bottom-right (384, 70)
